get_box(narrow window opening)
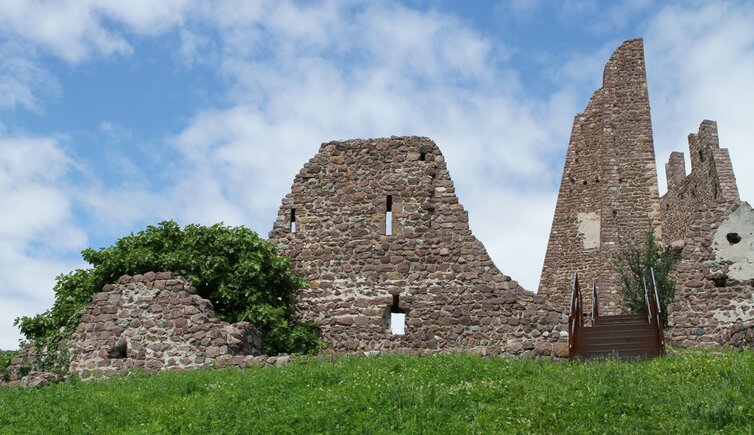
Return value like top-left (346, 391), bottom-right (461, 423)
top-left (726, 233), bottom-right (741, 245)
top-left (290, 208), bottom-right (297, 233)
top-left (109, 338), bottom-right (127, 359)
top-left (699, 149), bottom-right (705, 162)
top-left (386, 195), bottom-right (393, 236)
top-left (419, 149), bottom-right (426, 161)
top-left (612, 209), bottom-right (617, 217)
top-left (388, 294), bottom-right (406, 335)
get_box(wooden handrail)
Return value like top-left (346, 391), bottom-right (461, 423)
top-left (568, 272), bottom-right (583, 360)
top-left (650, 268), bottom-right (665, 355)
top-left (591, 279), bottom-right (599, 326)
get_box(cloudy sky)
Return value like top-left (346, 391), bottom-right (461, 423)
top-left (1, 0), bottom-right (753, 350)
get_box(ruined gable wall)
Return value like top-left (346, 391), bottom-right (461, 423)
top-left (668, 201), bottom-right (754, 347)
top-left (661, 120), bottom-right (740, 243)
top-left (269, 137), bottom-right (566, 356)
top-left (539, 38), bottom-right (662, 314)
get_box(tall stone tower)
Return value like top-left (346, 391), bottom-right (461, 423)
top-left (538, 38), bottom-right (662, 313)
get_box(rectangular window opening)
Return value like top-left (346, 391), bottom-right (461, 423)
top-left (290, 208), bottom-right (297, 233)
top-left (386, 195), bottom-right (393, 236)
top-left (388, 294), bottom-right (406, 335)
top-left (420, 151), bottom-right (426, 161)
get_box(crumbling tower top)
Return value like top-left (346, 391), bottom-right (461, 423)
top-left (661, 120), bottom-right (741, 243)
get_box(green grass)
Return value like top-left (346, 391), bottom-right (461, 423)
top-left (1, 351), bottom-right (753, 434)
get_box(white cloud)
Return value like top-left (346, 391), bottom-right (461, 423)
top-left (645, 2), bottom-right (754, 201)
top-left (168, 1), bottom-right (570, 294)
top-left (0, 0), bottom-right (197, 63)
top-left (0, 43), bottom-right (60, 111)
top-left (0, 134), bottom-right (86, 349)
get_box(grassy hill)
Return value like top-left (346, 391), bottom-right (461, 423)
top-left (1, 350), bottom-right (753, 433)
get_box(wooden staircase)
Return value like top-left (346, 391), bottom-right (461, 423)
top-left (567, 272), bottom-right (665, 361)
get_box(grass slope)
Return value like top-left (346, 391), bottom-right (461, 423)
top-left (1, 351), bottom-right (753, 434)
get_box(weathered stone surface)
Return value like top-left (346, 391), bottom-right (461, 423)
top-left (21, 372), bottom-right (63, 388)
top-left (269, 136), bottom-right (565, 355)
top-left (665, 200), bottom-right (754, 348)
top-left (536, 38), bottom-right (753, 351)
top-left (66, 274), bottom-right (263, 380)
top-left (661, 121), bottom-right (740, 243)
top-left (552, 342), bottom-right (569, 358)
top-left (539, 38), bottom-right (662, 315)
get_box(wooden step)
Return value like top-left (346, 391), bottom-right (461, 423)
top-left (596, 319), bottom-right (649, 326)
top-left (597, 314), bottom-right (647, 321)
top-left (575, 348), bottom-right (662, 361)
top-left (580, 328), bottom-right (655, 340)
top-left (579, 341), bottom-right (658, 352)
top-left (580, 324), bottom-right (653, 334)
top-left (580, 335), bottom-right (656, 347)
top-left (596, 316), bottom-right (647, 323)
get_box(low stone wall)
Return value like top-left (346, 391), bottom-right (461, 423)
top-left (67, 272), bottom-right (264, 379)
top-left (299, 284), bottom-right (568, 357)
top-left (2, 272), bottom-right (273, 385)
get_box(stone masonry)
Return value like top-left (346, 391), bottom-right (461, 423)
top-left (269, 136), bottom-right (567, 357)
top-left (65, 273), bottom-right (265, 380)
top-left (661, 120), bottom-right (740, 243)
top-left (539, 38), bottom-right (662, 314)
top-left (659, 121), bottom-right (753, 347)
top-left (666, 201), bottom-right (754, 347)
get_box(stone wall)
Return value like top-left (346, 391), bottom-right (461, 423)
top-left (269, 136), bottom-right (567, 357)
top-left (539, 38), bottom-right (662, 314)
top-left (55, 272), bottom-right (268, 380)
top-left (661, 120), bottom-right (740, 244)
top-left (668, 201), bottom-right (754, 347)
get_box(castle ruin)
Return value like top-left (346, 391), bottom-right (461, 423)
top-left (269, 38), bottom-right (753, 354)
top-left (4, 37), bottom-right (753, 385)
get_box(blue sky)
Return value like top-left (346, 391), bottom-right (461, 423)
top-left (1, 0), bottom-right (753, 349)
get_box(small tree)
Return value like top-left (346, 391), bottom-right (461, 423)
top-left (15, 221), bottom-right (322, 358)
top-left (615, 230), bottom-right (676, 327)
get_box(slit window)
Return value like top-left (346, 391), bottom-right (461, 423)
top-left (388, 294), bottom-right (406, 335)
top-left (386, 195), bottom-right (393, 236)
top-left (419, 150), bottom-right (426, 161)
top-left (290, 208), bottom-right (297, 233)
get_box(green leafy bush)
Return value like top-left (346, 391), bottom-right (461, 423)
top-left (14, 221), bottom-right (321, 356)
top-left (0, 351), bottom-right (17, 382)
top-left (615, 230), bottom-right (676, 326)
